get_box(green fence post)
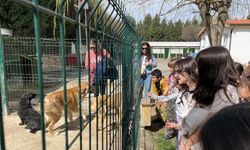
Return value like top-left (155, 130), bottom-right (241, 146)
top-left (77, 1), bottom-right (91, 149)
top-left (58, 0), bottom-right (70, 149)
top-left (0, 24), bottom-right (9, 116)
top-left (0, 23), bottom-right (7, 150)
top-left (95, 3), bottom-right (111, 149)
top-left (32, 0), bottom-right (46, 149)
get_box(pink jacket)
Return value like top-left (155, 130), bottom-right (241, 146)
top-left (85, 49), bottom-right (110, 84)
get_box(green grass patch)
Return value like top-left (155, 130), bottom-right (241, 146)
top-left (152, 129), bottom-right (176, 150)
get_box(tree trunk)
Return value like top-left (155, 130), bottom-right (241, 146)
top-left (210, 22), bottom-right (223, 46)
top-left (196, 0), bottom-right (231, 46)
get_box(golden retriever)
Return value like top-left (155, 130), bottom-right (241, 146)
top-left (91, 93), bottom-right (121, 130)
top-left (44, 82), bottom-right (90, 134)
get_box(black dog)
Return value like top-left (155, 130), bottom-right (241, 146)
top-left (18, 93), bottom-right (41, 133)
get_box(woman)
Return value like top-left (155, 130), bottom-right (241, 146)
top-left (85, 38), bottom-right (110, 96)
top-left (141, 42), bottom-right (157, 100)
top-left (181, 46), bottom-right (239, 150)
top-left (165, 56), bottom-right (198, 150)
top-left (193, 46), bottom-right (239, 110)
top-left (200, 102), bottom-right (250, 150)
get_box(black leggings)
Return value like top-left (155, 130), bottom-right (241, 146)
top-left (93, 81), bottom-right (106, 97)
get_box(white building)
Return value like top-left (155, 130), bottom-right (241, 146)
top-left (148, 41), bottom-right (200, 59)
top-left (199, 20), bottom-right (250, 64)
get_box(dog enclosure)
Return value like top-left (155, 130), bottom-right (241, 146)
top-left (0, 0), bottom-right (142, 150)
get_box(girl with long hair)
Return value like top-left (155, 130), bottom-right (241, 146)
top-left (141, 42), bottom-right (157, 100)
top-left (164, 56), bottom-right (198, 150)
top-left (180, 46), bottom-right (240, 150)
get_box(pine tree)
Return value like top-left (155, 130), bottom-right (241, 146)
top-left (160, 18), bottom-right (167, 41)
top-left (142, 14), bottom-right (152, 40)
top-left (174, 20), bottom-right (183, 41)
top-left (151, 15), bottom-right (161, 40)
top-left (0, 0), bottom-right (56, 37)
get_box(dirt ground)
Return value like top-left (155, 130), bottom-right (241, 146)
top-left (3, 78), bottom-right (121, 150)
top-left (3, 112), bottom-right (121, 150)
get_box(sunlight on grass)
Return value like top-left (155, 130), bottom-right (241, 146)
top-left (151, 129), bottom-right (176, 150)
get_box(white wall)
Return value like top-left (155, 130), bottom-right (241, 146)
top-left (230, 27), bottom-right (250, 64)
top-left (200, 28), bottom-right (231, 50)
top-left (200, 26), bottom-right (250, 64)
top-left (221, 28), bottom-right (231, 49)
top-left (200, 34), bottom-right (210, 50)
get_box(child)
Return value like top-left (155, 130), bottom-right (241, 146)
top-left (167, 58), bottom-right (179, 89)
top-left (150, 57), bottom-right (198, 150)
top-left (238, 75), bottom-right (250, 101)
top-left (181, 46), bottom-right (239, 150)
top-left (234, 62), bottom-right (244, 77)
top-left (243, 63), bottom-right (250, 76)
top-left (150, 69), bottom-right (169, 123)
top-left (150, 69), bottom-right (169, 96)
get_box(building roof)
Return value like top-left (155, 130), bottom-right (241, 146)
top-left (226, 20), bottom-right (250, 25)
top-left (197, 20), bottom-right (250, 37)
top-left (148, 41), bottom-right (200, 48)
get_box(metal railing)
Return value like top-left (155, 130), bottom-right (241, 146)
top-left (0, 0), bottom-right (142, 150)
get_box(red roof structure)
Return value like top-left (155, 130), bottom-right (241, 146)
top-left (197, 20), bottom-right (250, 37)
top-left (226, 20), bottom-right (250, 25)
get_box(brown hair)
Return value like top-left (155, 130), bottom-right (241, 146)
top-left (243, 65), bottom-right (250, 76)
top-left (234, 62), bottom-right (244, 76)
top-left (240, 75), bottom-right (250, 90)
top-left (168, 57), bottom-right (179, 68)
top-left (141, 42), bottom-right (152, 60)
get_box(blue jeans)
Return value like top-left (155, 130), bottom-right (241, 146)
top-left (142, 72), bottom-right (151, 100)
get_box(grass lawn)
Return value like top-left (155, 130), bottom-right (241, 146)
top-left (151, 128), bottom-right (176, 150)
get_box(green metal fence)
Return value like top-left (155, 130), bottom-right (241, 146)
top-left (0, 0), bottom-right (141, 150)
top-left (3, 37), bottom-right (84, 112)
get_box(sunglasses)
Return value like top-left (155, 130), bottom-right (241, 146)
top-left (142, 48), bottom-right (148, 50)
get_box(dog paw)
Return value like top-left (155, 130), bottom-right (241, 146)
top-left (29, 129), bottom-right (37, 134)
top-left (19, 122), bottom-right (25, 126)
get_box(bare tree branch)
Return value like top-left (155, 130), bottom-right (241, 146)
top-left (159, 0), bottom-right (166, 15)
top-left (159, 0), bottom-right (195, 16)
top-left (124, 0), bottom-right (250, 46)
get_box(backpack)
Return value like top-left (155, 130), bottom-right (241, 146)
top-left (94, 56), bottom-right (119, 83)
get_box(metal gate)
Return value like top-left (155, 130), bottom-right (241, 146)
top-left (0, 0), bottom-right (142, 149)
